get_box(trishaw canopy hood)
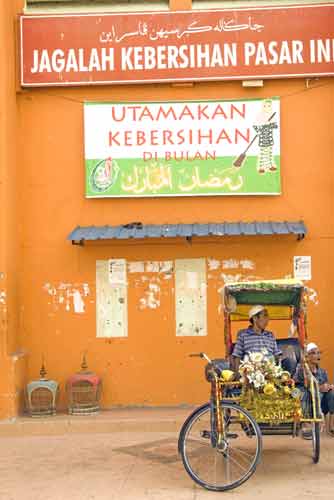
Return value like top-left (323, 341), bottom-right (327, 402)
top-left (223, 279), bottom-right (305, 320)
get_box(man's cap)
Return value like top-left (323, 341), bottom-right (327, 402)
top-left (306, 342), bottom-right (319, 353)
top-left (248, 305), bottom-right (266, 319)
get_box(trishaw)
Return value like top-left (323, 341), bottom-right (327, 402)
top-left (178, 279), bottom-right (322, 492)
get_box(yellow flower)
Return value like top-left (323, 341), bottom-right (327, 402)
top-left (283, 386), bottom-right (291, 396)
top-left (263, 383), bottom-right (276, 395)
top-left (281, 371), bottom-right (291, 382)
top-left (221, 370), bottom-right (234, 382)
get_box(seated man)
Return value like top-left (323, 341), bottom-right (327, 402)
top-left (294, 342), bottom-right (334, 437)
top-left (232, 305), bottom-right (282, 373)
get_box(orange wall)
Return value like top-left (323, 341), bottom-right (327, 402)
top-left (0, 2), bottom-right (333, 416)
top-left (17, 78), bottom-right (334, 410)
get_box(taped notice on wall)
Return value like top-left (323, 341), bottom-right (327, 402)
top-left (175, 258), bottom-right (207, 336)
top-left (293, 256), bottom-right (311, 281)
top-left (109, 258), bottom-right (127, 286)
top-left (97, 259), bottom-right (128, 338)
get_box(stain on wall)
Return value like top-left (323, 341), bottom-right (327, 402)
top-left (43, 282), bottom-right (90, 313)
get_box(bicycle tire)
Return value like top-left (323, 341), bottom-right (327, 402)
top-left (179, 402), bottom-right (262, 492)
top-left (312, 422), bottom-right (320, 463)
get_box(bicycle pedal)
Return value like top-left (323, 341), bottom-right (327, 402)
top-left (200, 430), bottom-right (238, 439)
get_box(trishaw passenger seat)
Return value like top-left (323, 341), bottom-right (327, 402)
top-left (277, 338), bottom-right (301, 377)
top-left (205, 358), bottom-right (230, 382)
top-left (228, 343), bottom-right (236, 371)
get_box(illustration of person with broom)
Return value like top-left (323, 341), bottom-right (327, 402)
top-left (253, 99), bottom-right (278, 174)
top-left (233, 99), bottom-right (278, 174)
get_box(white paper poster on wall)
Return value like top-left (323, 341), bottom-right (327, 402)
top-left (175, 258), bottom-right (207, 337)
top-left (96, 259), bottom-right (128, 338)
top-left (293, 256), bottom-right (312, 281)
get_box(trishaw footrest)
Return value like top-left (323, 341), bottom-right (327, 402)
top-left (259, 423), bottom-right (294, 435)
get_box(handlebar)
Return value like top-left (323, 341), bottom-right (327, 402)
top-left (189, 352), bottom-right (224, 378)
top-left (189, 352), bottom-right (212, 363)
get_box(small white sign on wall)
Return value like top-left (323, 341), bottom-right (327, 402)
top-left (293, 256), bottom-right (312, 281)
top-left (108, 258), bottom-right (127, 286)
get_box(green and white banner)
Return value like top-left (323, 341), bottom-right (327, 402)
top-left (84, 98), bottom-right (280, 197)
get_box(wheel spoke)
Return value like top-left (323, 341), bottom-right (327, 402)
top-left (186, 436), bottom-right (212, 446)
top-left (229, 446), bottom-right (255, 460)
top-left (224, 451), bottom-right (249, 473)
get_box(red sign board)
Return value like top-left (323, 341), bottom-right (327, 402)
top-left (20, 4), bottom-right (334, 86)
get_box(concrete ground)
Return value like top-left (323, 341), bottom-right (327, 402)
top-left (0, 409), bottom-right (333, 500)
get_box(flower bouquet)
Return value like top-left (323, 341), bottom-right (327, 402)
top-left (239, 350), bottom-right (302, 422)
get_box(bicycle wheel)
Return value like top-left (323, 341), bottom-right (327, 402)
top-left (312, 422), bottom-right (320, 463)
top-left (179, 402), bottom-right (262, 492)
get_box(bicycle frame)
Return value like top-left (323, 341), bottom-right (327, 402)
top-left (210, 373), bottom-right (224, 448)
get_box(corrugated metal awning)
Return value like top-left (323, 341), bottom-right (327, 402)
top-left (67, 221), bottom-right (307, 245)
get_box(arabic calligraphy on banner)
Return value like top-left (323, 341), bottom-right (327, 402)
top-left (84, 98), bottom-right (281, 198)
top-left (20, 4), bottom-right (334, 86)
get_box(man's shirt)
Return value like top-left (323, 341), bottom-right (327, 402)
top-left (232, 327), bottom-right (282, 359)
top-left (294, 363), bottom-right (328, 388)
